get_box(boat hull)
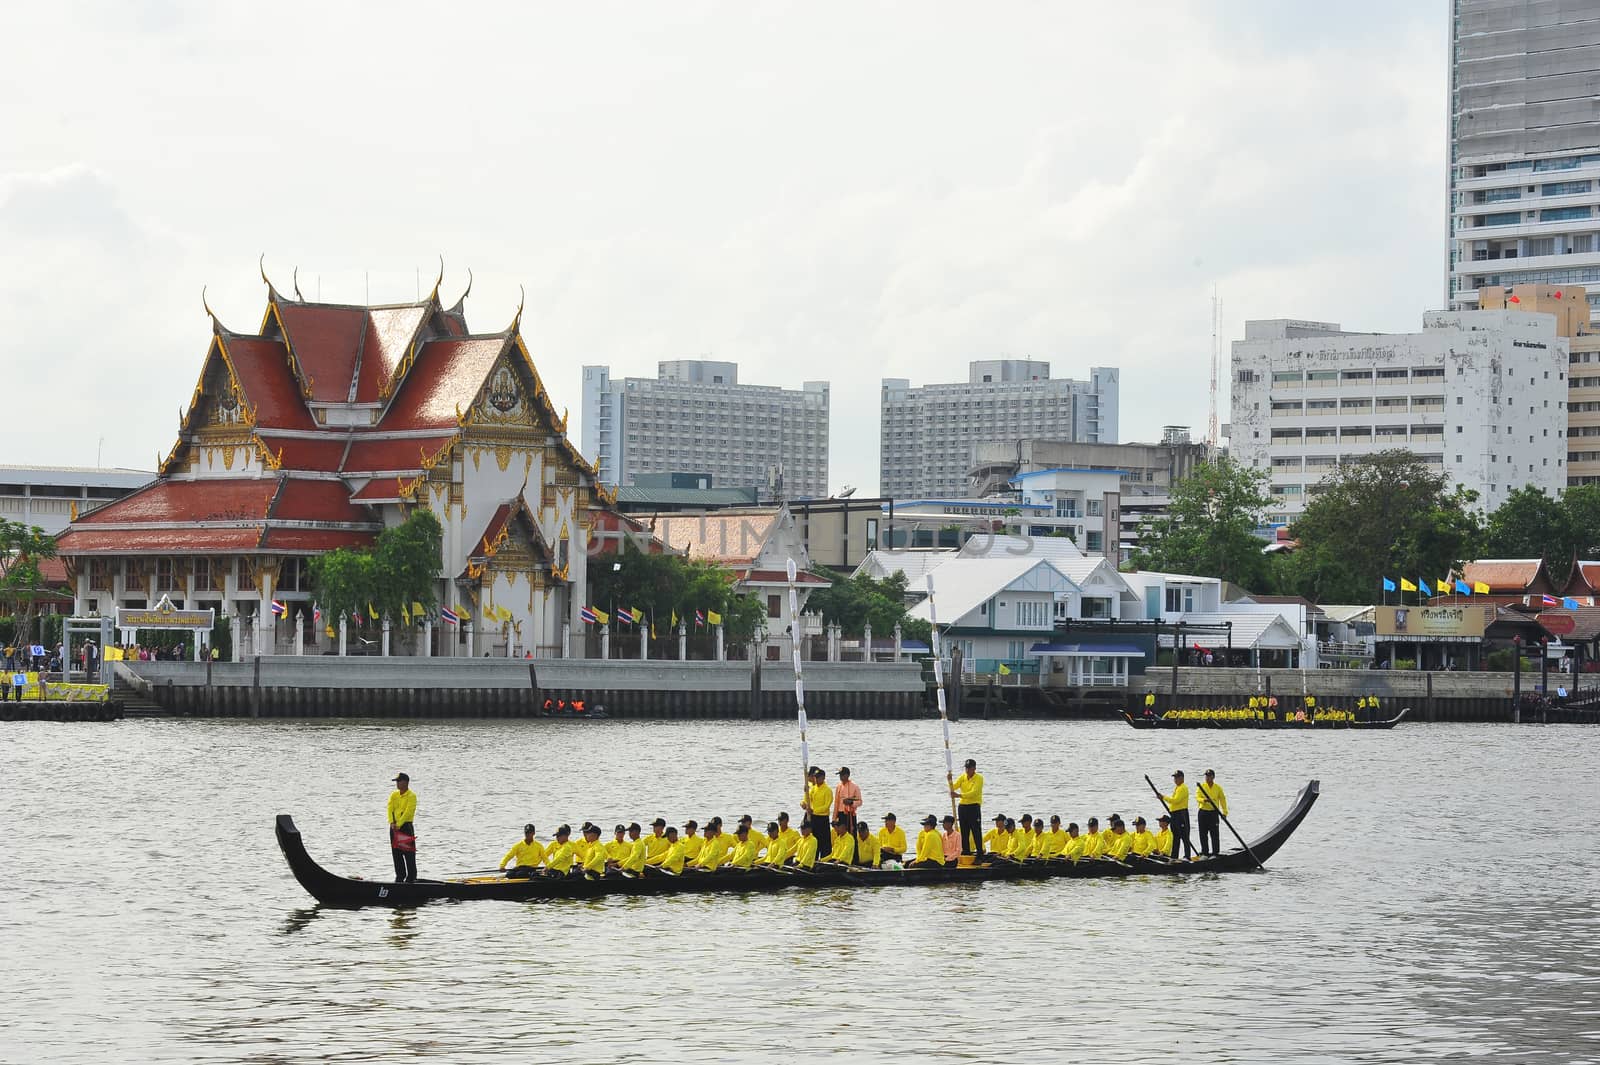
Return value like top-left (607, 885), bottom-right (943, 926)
top-left (1125, 709), bottom-right (1407, 730)
top-left (276, 780), bottom-right (1320, 907)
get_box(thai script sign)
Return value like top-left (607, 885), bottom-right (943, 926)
top-left (1375, 605), bottom-right (1484, 638)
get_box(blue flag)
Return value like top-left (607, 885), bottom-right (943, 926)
top-left (1564, 597), bottom-right (1582, 610)
top-left (1382, 577), bottom-right (1396, 592)
top-left (1455, 579), bottom-right (1472, 595)
top-left (1418, 578), bottom-right (1432, 597)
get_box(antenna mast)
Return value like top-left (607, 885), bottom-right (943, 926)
top-left (1207, 286), bottom-right (1221, 461)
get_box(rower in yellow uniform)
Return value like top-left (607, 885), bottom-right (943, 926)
top-left (620, 823), bottom-right (648, 875)
top-left (877, 814), bottom-right (907, 862)
top-left (1152, 815), bottom-right (1173, 858)
top-left (499, 823), bottom-right (546, 879)
top-left (1059, 823), bottom-right (1085, 861)
top-left (727, 825), bottom-right (762, 870)
top-left (824, 818), bottom-right (856, 864)
top-left (1104, 818), bottom-right (1134, 861)
top-left (853, 822), bottom-right (881, 868)
top-left (1129, 816), bottom-right (1157, 857)
top-left (1003, 818), bottom-right (1030, 862)
top-left (696, 822), bottom-right (732, 870)
top-left (982, 814), bottom-right (1010, 859)
top-left (793, 821), bottom-right (819, 870)
top-left (761, 822), bottom-right (791, 866)
top-left (910, 814), bottom-right (945, 867)
top-left (1043, 815), bottom-right (1067, 857)
top-left (580, 824), bottom-right (609, 876)
top-left (1162, 770), bottom-right (1195, 860)
top-left (775, 812), bottom-right (800, 858)
top-left (1196, 768), bottom-right (1229, 858)
top-left (544, 824), bottom-right (577, 877)
top-left (1080, 818), bottom-right (1104, 859)
top-left (643, 818), bottom-right (672, 866)
top-left (658, 827), bottom-right (688, 874)
top-left (680, 821), bottom-right (705, 863)
top-left (606, 824), bottom-right (630, 863)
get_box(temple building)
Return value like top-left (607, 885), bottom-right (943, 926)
top-left (54, 270), bottom-right (607, 658)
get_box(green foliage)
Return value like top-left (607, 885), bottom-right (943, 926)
top-left (1484, 648), bottom-right (1535, 672)
top-left (1479, 484), bottom-right (1600, 586)
top-left (0, 519), bottom-right (58, 642)
top-left (803, 570), bottom-right (931, 644)
top-left (1130, 456), bottom-right (1272, 590)
top-left (586, 540), bottom-right (764, 646)
top-left (309, 509), bottom-right (443, 620)
top-left (1278, 451), bottom-right (1481, 604)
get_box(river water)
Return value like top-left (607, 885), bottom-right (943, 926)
top-left (4, 717), bottom-right (1597, 1064)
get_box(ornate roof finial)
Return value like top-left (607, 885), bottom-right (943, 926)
top-left (258, 253), bottom-right (280, 297)
top-left (428, 255), bottom-right (444, 302)
top-left (202, 286), bottom-right (221, 332)
top-left (450, 268), bottom-right (473, 314)
top-left (292, 266), bottom-right (304, 301)
top-left (510, 284), bottom-right (525, 333)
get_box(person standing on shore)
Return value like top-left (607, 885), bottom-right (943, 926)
top-left (387, 773), bottom-right (417, 882)
top-left (1196, 769), bottom-right (1228, 857)
top-left (950, 759), bottom-right (984, 857)
top-left (1162, 770), bottom-right (1194, 861)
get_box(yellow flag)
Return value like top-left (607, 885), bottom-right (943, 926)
top-left (998, 663), bottom-right (1012, 675)
top-left (650, 621), bottom-right (657, 639)
top-left (670, 610), bottom-right (678, 628)
top-left (456, 605), bottom-right (472, 622)
top-left (368, 603), bottom-right (379, 620)
top-left (400, 603), bottom-right (411, 625)
top-left (707, 610), bottom-right (722, 626)
top-left (324, 626), bottom-right (336, 639)
top-left (1472, 581), bottom-right (1490, 594)
top-left (1399, 578), bottom-right (1417, 592)
top-left (412, 600), bottom-right (424, 618)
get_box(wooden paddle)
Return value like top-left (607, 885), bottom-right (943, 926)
top-left (1197, 780), bottom-right (1263, 870)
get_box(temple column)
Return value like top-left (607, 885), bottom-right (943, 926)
top-left (338, 616), bottom-right (348, 657)
top-left (381, 616), bottom-right (391, 657)
top-left (678, 620), bottom-right (687, 661)
top-left (601, 623), bottom-right (610, 660)
top-left (422, 619), bottom-right (433, 658)
top-left (293, 612), bottom-right (305, 657)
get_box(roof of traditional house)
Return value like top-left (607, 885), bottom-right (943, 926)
top-left (1562, 560), bottom-right (1600, 597)
top-left (57, 270), bottom-right (607, 559)
top-left (636, 507), bottom-right (830, 586)
top-left (1462, 559), bottom-right (1558, 596)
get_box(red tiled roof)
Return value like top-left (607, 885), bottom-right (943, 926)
top-left (350, 478), bottom-right (409, 502)
top-left (741, 568), bottom-right (832, 586)
top-left (1463, 559), bottom-right (1555, 595)
top-left (257, 434), bottom-right (348, 472)
top-left (260, 528), bottom-right (377, 552)
top-left (73, 479), bottom-right (279, 525)
top-left (342, 435), bottom-right (454, 474)
top-left (223, 337), bottom-right (316, 431)
top-left (271, 478), bottom-right (375, 524)
top-left (643, 510), bottom-right (780, 564)
top-left (39, 558), bottom-right (69, 585)
top-left (276, 303), bottom-right (367, 403)
top-left (382, 338), bottom-right (506, 431)
top-left (1564, 561), bottom-right (1600, 596)
top-left (474, 502), bottom-right (515, 557)
top-left (355, 305), bottom-right (429, 402)
top-left (56, 527), bottom-right (266, 554)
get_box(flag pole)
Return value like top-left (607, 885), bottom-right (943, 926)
top-left (785, 559), bottom-right (811, 809)
top-left (925, 574), bottom-right (960, 825)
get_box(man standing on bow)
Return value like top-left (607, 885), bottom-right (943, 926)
top-left (387, 772), bottom-right (418, 882)
top-left (1196, 768), bottom-right (1229, 858)
top-left (1161, 770), bottom-right (1194, 861)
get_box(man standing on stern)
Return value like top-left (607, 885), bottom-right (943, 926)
top-left (1196, 769), bottom-right (1228, 858)
top-left (1162, 770), bottom-right (1194, 861)
top-left (834, 766), bottom-right (863, 861)
top-left (387, 772), bottom-right (418, 882)
top-left (950, 758), bottom-right (984, 858)
top-left (805, 767), bottom-right (833, 850)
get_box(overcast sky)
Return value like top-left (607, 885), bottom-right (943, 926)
top-left (1, 1), bottom-right (1444, 495)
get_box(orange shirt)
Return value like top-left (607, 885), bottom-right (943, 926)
top-left (833, 779), bottom-right (862, 817)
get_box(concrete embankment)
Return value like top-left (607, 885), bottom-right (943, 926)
top-left (1, 704), bottom-right (123, 722)
top-left (112, 658), bottom-right (931, 720)
top-left (1132, 666), bottom-right (1598, 723)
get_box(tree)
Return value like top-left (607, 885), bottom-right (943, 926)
top-left (1562, 485), bottom-right (1600, 562)
top-left (1130, 456), bottom-right (1272, 589)
top-left (1279, 450), bottom-right (1481, 603)
top-left (803, 570), bottom-right (932, 644)
top-left (0, 520), bottom-right (57, 644)
top-left (1480, 486), bottom-right (1571, 582)
top-left (309, 509), bottom-right (443, 621)
top-left (586, 540), bottom-right (766, 648)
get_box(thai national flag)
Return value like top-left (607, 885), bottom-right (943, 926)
top-left (313, 603), bottom-right (323, 623)
top-left (580, 606), bottom-right (599, 625)
top-left (1540, 594), bottom-right (1560, 607)
top-left (270, 600), bottom-right (287, 617)
top-left (695, 610), bottom-right (706, 627)
top-left (440, 606), bottom-right (460, 626)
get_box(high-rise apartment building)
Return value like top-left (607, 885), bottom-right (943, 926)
top-left (1230, 311), bottom-right (1569, 522)
top-left (880, 362), bottom-right (1119, 498)
top-left (1447, 0), bottom-right (1600, 323)
top-left (581, 361), bottom-right (830, 499)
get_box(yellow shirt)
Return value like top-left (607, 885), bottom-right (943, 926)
top-left (1043, 829), bottom-right (1067, 855)
top-left (1060, 834), bottom-right (1084, 860)
top-left (1130, 830), bottom-right (1156, 856)
top-left (605, 837), bottom-right (629, 861)
top-left (1030, 830), bottom-right (1050, 858)
top-left (761, 834), bottom-right (790, 865)
top-left (1007, 831), bottom-right (1033, 860)
top-left (386, 790), bottom-right (417, 826)
top-left (1080, 832), bottom-right (1104, 859)
top-left (545, 840), bottom-right (577, 874)
top-left (952, 772), bottom-right (984, 805)
top-left (728, 836), bottom-right (762, 869)
top-left (661, 840), bottom-right (689, 874)
top-left (1152, 828), bottom-right (1173, 854)
top-left (621, 838), bottom-right (648, 873)
top-left (983, 828), bottom-right (1010, 855)
top-left (1197, 782), bottom-right (1228, 815)
top-left (877, 826), bottom-right (908, 855)
top-left (807, 783), bottom-right (834, 816)
top-left (776, 827), bottom-right (800, 854)
top-left (500, 839), bottom-right (546, 869)
top-left (827, 831), bottom-right (855, 863)
top-left (1106, 832), bottom-right (1133, 860)
top-left (580, 839), bottom-right (608, 874)
top-left (913, 828), bottom-right (945, 865)
top-left (643, 834), bottom-right (672, 864)
top-left (854, 835), bottom-right (881, 868)
top-left (681, 835), bottom-right (706, 861)
top-left (1164, 782), bottom-right (1190, 812)
top-left (794, 834), bottom-right (819, 869)
top-left (696, 833), bottom-right (732, 870)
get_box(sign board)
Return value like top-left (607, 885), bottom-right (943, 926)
top-left (1536, 611), bottom-right (1577, 638)
top-left (1375, 605), bottom-right (1485, 639)
top-left (117, 597), bottom-right (215, 632)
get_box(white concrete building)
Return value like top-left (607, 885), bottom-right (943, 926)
top-left (1008, 467), bottom-right (1124, 558)
top-left (1447, 0), bottom-right (1600, 324)
top-left (1230, 310), bottom-right (1570, 522)
top-left (880, 361), bottom-right (1119, 498)
top-left (581, 360), bottom-right (830, 499)
top-left (0, 466), bottom-right (152, 535)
